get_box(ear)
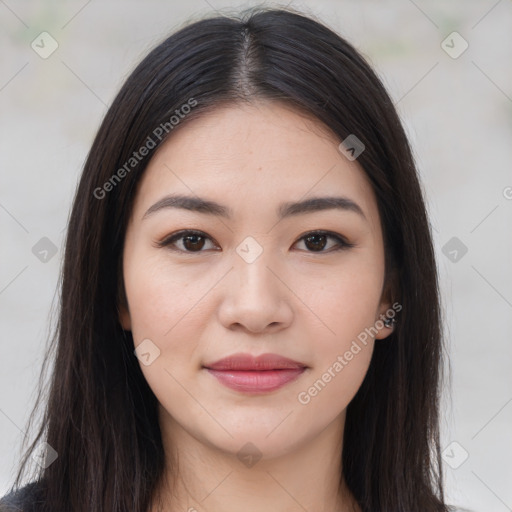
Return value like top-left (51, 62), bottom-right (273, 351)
top-left (374, 269), bottom-right (399, 341)
top-left (118, 303), bottom-right (132, 331)
top-left (374, 304), bottom-right (393, 340)
top-left (117, 277), bottom-right (132, 331)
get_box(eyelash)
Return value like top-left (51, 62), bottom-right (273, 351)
top-left (155, 229), bottom-right (355, 254)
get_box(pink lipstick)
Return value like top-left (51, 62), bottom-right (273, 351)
top-left (204, 353), bottom-right (307, 393)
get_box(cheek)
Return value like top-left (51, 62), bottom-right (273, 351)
top-left (298, 253), bottom-right (385, 344)
top-left (123, 253), bottom-right (211, 404)
top-left (123, 249), bottom-right (208, 342)
top-left (293, 254), bottom-right (382, 408)
top-left (296, 341), bottom-right (373, 417)
top-left (123, 248), bottom-right (230, 393)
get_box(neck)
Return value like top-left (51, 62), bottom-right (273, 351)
top-left (150, 407), bottom-right (361, 512)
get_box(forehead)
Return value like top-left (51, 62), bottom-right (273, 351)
top-left (132, 101), bottom-right (380, 230)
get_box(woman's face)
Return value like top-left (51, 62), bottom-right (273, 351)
top-left (120, 101), bottom-right (393, 460)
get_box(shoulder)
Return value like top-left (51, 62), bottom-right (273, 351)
top-left (0, 481), bottom-right (44, 512)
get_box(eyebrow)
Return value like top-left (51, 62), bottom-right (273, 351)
top-left (143, 194), bottom-right (367, 221)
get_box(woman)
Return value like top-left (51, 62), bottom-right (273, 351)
top-left (1, 6), bottom-right (466, 512)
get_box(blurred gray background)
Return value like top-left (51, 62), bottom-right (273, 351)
top-left (1, 1), bottom-right (511, 510)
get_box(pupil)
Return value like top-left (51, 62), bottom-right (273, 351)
top-left (184, 234), bottom-right (204, 251)
top-left (306, 234), bottom-right (326, 251)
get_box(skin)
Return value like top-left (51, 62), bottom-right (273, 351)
top-left (120, 100), bottom-right (395, 512)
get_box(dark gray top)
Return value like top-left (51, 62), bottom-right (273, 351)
top-left (0, 481), bottom-right (475, 511)
top-left (0, 482), bottom-right (42, 511)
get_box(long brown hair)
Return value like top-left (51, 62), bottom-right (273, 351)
top-left (7, 6), bottom-right (448, 511)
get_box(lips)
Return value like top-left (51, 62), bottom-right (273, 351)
top-left (205, 353), bottom-right (306, 371)
top-left (203, 353), bottom-right (307, 393)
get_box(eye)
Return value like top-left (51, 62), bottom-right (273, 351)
top-left (293, 230), bottom-right (355, 253)
top-left (156, 229), bottom-right (354, 254)
top-left (156, 230), bottom-right (219, 253)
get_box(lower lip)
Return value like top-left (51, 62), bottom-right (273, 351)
top-left (205, 368), bottom-right (306, 393)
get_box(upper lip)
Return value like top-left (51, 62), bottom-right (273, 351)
top-left (204, 353), bottom-right (307, 371)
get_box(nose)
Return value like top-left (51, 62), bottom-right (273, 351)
top-left (217, 250), bottom-right (294, 334)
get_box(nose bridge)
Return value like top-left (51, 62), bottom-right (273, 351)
top-left (233, 239), bottom-right (279, 297)
top-left (217, 236), bottom-right (292, 332)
